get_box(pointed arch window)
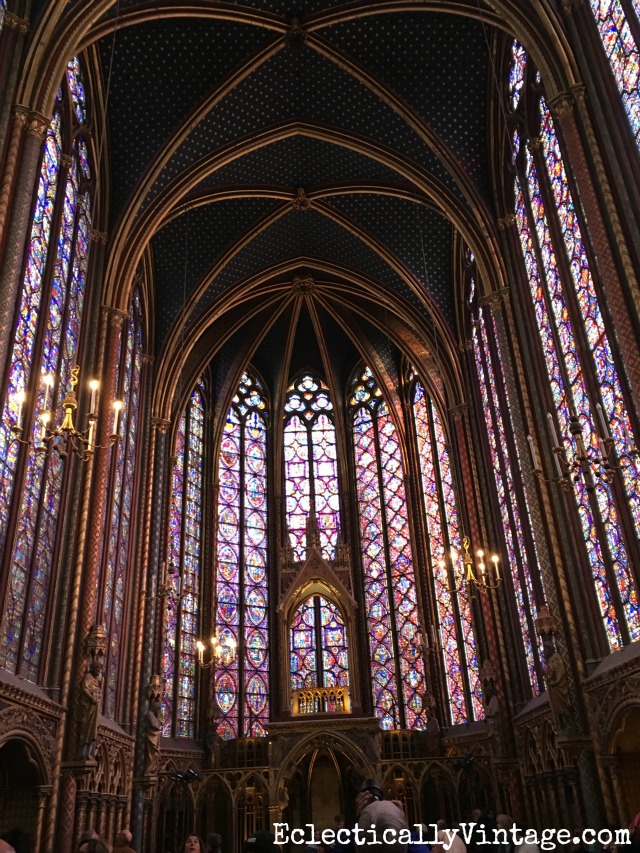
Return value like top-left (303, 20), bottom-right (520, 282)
top-left (214, 371), bottom-right (269, 739)
top-left (587, 1), bottom-right (640, 147)
top-left (509, 41), bottom-right (640, 651)
top-left (411, 377), bottom-right (483, 722)
top-left (290, 594), bottom-right (349, 691)
top-left (102, 287), bottom-right (144, 718)
top-left (0, 58), bottom-right (93, 681)
top-left (350, 367), bottom-right (427, 730)
top-left (161, 383), bottom-right (205, 737)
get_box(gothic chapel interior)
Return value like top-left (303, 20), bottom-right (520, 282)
top-left (2, 0), bottom-right (640, 851)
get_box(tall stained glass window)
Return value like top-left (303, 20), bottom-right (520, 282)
top-left (411, 378), bottom-right (483, 722)
top-left (103, 288), bottom-right (144, 718)
top-left (290, 595), bottom-right (349, 692)
top-left (161, 384), bottom-right (205, 737)
top-left (509, 41), bottom-right (640, 651)
top-left (467, 258), bottom-right (543, 694)
top-left (350, 367), bottom-right (427, 730)
top-left (588, 1), bottom-right (640, 146)
top-left (0, 58), bottom-right (93, 682)
top-left (284, 374), bottom-right (341, 561)
top-left (214, 371), bottom-right (269, 739)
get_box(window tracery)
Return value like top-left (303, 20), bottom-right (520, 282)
top-left (0, 59), bottom-right (93, 681)
top-left (290, 594), bottom-right (349, 691)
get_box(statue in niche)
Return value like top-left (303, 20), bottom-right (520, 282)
top-left (543, 638), bottom-right (571, 732)
top-left (77, 659), bottom-right (103, 760)
top-left (484, 680), bottom-right (503, 757)
top-left (144, 694), bottom-right (163, 775)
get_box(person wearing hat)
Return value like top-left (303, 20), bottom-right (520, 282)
top-left (243, 830), bottom-right (280, 852)
top-left (355, 779), bottom-right (408, 853)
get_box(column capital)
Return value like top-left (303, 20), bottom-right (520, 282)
top-left (151, 417), bottom-right (171, 434)
top-left (497, 214), bottom-right (516, 231)
top-left (142, 354), bottom-right (154, 366)
top-left (5, 12), bottom-right (30, 33)
top-left (480, 287), bottom-right (510, 311)
top-left (560, 0), bottom-right (585, 14)
top-left (449, 403), bottom-right (467, 422)
top-left (548, 91), bottom-right (578, 120)
top-left (90, 229), bottom-right (109, 245)
top-left (24, 110), bottom-right (50, 139)
top-left (102, 306), bottom-right (129, 328)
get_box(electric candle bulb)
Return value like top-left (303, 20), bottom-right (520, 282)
top-left (89, 379), bottom-right (99, 414)
top-left (42, 374), bottom-right (54, 411)
top-left (112, 399), bottom-right (123, 434)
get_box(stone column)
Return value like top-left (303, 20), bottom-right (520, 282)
top-left (131, 418), bottom-right (170, 850)
top-left (0, 12), bottom-right (31, 161)
top-left (0, 108), bottom-right (49, 382)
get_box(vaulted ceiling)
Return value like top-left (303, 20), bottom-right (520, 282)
top-left (81, 1), bottom-right (512, 416)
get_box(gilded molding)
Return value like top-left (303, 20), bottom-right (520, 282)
top-left (61, 154), bottom-right (73, 169)
top-left (529, 136), bottom-right (544, 151)
top-left (4, 12), bottom-right (30, 33)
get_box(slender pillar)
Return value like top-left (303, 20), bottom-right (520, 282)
top-left (0, 13), bottom-right (31, 170)
top-left (131, 418), bottom-right (170, 850)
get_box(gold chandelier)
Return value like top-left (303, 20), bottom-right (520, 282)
top-left (11, 365), bottom-right (122, 460)
top-left (447, 535), bottom-right (501, 595)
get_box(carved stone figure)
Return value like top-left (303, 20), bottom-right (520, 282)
top-left (144, 695), bottom-right (162, 775)
top-left (484, 681), bottom-right (503, 757)
top-left (545, 649), bottom-right (571, 731)
top-left (77, 660), bottom-right (103, 760)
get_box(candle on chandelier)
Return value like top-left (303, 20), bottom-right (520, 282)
top-left (112, 399), bottom-right (123, 434)
top-left (196, 640), bottom-right (205, 664)
top-left (13, 389), bottom-right (25, 429)
top-left (595, 403), bottom-right (611, 440)
top-left (42, 374), bottom-right (54, 411)
top-left (491, 553), bottom-right (500, 581)
top-left (546, 412), bottom-right (560, 449)
top-left (39, 411), bottom-right (50, 442)
top-left (526, 434), bottom-right (539, 470)
top-left (89, 379), bottom-right (99, 415)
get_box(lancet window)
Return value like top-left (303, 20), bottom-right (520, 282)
top-left (411, 377), bottom-right (483, 721)
top-left (509, 41), bottom-right (640, 651)
top-left (0, 58), bottom-right (93, 682)
top-left (587, 0), bottom-right (640, 146)
top-left (214, 371), bottom-right (269, 739)
top-left (350, 367), bottom-right (427, 730)
top-left (467, 257), bottom-right (543, 695)
top-left (284, 373), bottom-right (341, 561)
top-left (161, 384), bottom-right (205, 737)
top-left (103, 288), bottom-right (144, 718)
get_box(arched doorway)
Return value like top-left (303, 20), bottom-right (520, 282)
top-left (0, 737), bottom-right (47, 845)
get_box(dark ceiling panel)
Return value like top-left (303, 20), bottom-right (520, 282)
top-left (152, 197), bottom-right (280, 350)
top-left (323, 193), bottom-right (454, 325)
top-left (320, 12), bottom-right (492, 205)
top-left (97, 17), bottom-right (276, 223)
top-left (146, 45), bottom-right (463, 209)
top-left (194, 135), bottom-right (401, 191)
top-left (187, 208), bottom-right (421, 328)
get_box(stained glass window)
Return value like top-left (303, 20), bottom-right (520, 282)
top-left (588, 0), bottom-right (640, 146)
top-left (350, 367), bottom-right (428, 730)
top-left (284, 374), bottom-right (341, 561)
top-left (411, 379), bottom-right (483, 721)
top-left (214, 371), bottom-right (269, 739)
top-left (470, 295), bottom-right (543, 693)
top-left (0, 59), bottom-right (93, 681)
top-left (510, 42), bottom-right (640, 651)
top-left (161, 384), bottom-right (205, 737)
top-left (103, 288), bottom-right (144, 718)
top-left (290, 595), bottom-right (349, 690)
